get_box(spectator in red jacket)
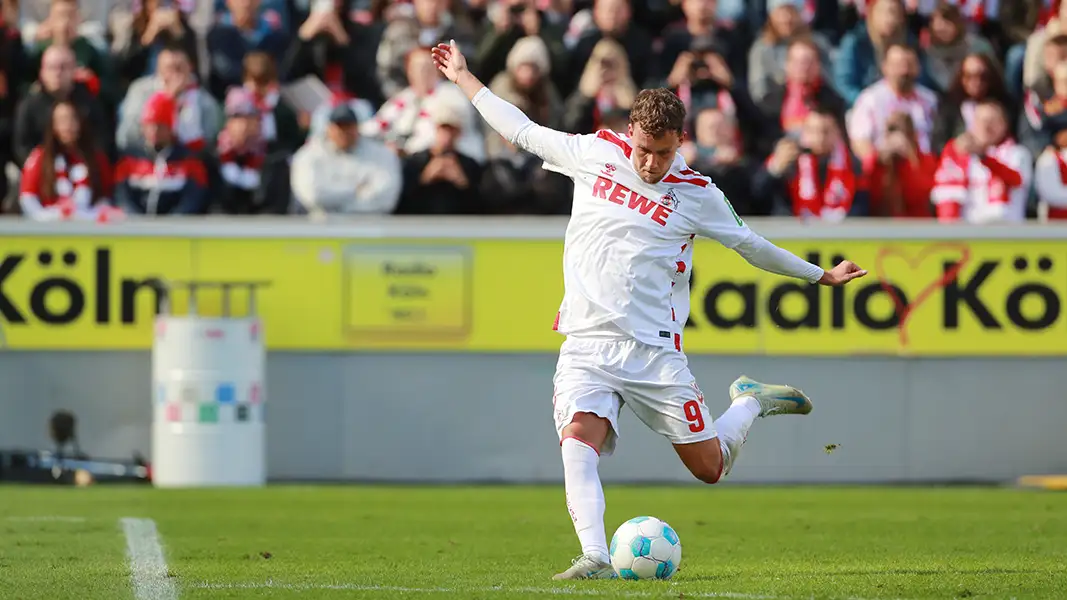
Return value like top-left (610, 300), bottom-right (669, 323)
top-left (19, 99), bottom-right (115, 221)
top-left (865, 111), bottom-right (938, 217)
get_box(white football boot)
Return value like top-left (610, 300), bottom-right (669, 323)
top-left (729, 375), bottom-right (813, 417)
top-left (551, 554), bottom-right (617, 580)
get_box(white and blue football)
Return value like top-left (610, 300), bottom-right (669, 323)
top-left (609, 516), bottom-right (682, 580)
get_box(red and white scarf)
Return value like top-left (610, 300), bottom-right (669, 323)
top-left (781, 81), bottom-right (819, 135)
top-left (172, 83), bottom-right (206, 152)
top-left (788, 142), bottom-right (856, 220)
top-left (934, 138), bottom-right (1018, 206)
top-left (18, 148), bottom-right (120, 221)
top-left (675, 83), bottom-right (735, 117)
top-left (245, 82), bottom-right (281, 142)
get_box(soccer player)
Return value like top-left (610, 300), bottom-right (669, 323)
top-left (432, 40), bottom-right (868, 580)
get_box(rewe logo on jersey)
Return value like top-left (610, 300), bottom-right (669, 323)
top-left (591, 176), bottom-right (674, 226)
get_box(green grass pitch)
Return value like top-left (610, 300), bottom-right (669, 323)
top-left (0, 485), bottom-right (1064, 599)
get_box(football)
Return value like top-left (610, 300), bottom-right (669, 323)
top-left (609, 516), bottom-right (682, 580)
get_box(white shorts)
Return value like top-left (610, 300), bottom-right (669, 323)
top-left (551, 336), bottom-right (717, 456)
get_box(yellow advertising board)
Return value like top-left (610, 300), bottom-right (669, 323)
top-left (0, 235), bottom-right (1063, 355)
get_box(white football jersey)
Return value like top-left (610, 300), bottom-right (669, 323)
top-left (541, 129), bottom-right (753, 350)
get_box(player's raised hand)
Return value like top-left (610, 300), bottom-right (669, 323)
top-left (818, 260), bottom-right (867, 287)
top-left (432, 39), bottom-right (468, 84)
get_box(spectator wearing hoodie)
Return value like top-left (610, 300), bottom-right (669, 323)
top-left (113, 91), bottom-right (210, 215)
top-left (117, 44), bottom-right (222, 155)
top-left (290, 104), bottom-right (402, 215)
top-left (14, 44), bottom-right (111, 166)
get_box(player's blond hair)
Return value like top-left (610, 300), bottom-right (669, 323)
top-left (629, 88), bottom-right (686, 139)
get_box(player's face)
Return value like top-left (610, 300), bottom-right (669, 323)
top-left (628, 123), bottom-right (681, 184)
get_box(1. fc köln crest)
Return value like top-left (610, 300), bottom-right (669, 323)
top-left (659, 189), bottom-right (680, 209)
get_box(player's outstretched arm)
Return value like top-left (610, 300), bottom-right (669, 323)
top-left (697, 186), bottom-right (866, 288)
top-left (431, 40), bottom-right (582, 170)
top-left (733, 233), bottom-right (867, 287)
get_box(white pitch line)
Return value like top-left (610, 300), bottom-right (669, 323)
top-left (120, 518), bottom-right (178, 600)
top-left (187, 581), bottom-right (894, 600)
top-left (6, 516), bottom-right (86, 523)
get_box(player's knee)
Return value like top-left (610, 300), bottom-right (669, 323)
top-left (561, 412), bottom-right (611, 452)
top-left (691, 464), bottom-right (722, 485)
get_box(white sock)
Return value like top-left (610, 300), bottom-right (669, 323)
top-left (561, 437), bottom-right (608, 562)
top-left (713, 395), bottom-right (761, 478)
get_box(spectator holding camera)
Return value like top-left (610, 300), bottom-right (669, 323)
top-left (667, 40), bottom-right (769, 155)
top-left (475, 0), bottom-right (567, 91)
top-left (932, 99), bottom-right (1032, 223)
top-left (848, 42), bottom-right (938, 160)
top-left (283, 0), bottom-right (383, 107)
top-left (658, 0), bottom-right (748, 90)
top-left (753, 106), bottom-right (865, 220)
top-left (864, 111), bottom-right (937, 217)
top-left (680, 107), bottom-right (763, 215)
top-left (113, 0), bottom-right (199, 84)
top-left (562, 39), bottom-right (637, 134)
top-left (567, 0), bottom-right (653, 95)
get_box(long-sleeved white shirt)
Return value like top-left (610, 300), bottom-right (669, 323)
top-left (471, 87), bottom-right (824, 348)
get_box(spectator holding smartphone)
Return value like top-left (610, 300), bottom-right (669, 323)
top-left (865, 111), bottom-right (937, 217)
top-left (754, 106), bottom-right (866, 220)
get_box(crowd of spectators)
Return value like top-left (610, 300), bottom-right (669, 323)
top-left (3, 0), bottom-right (1067, 222)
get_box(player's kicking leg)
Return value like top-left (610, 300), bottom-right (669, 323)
top-left (674, 375), bottom-right (813, 483)
top-left (552, 412), bottom-right (617, 580)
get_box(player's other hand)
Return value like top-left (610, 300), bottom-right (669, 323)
top-left (432, 39), bottom-right (468, 84)
top-left (818, 260), bottom-right (867, 286)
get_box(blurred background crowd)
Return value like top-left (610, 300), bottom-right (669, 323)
top-left (3, 0), bottom-right (1067, 221)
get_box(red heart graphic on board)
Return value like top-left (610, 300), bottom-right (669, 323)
top-left (874, 243), bottom-right (972, 347)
